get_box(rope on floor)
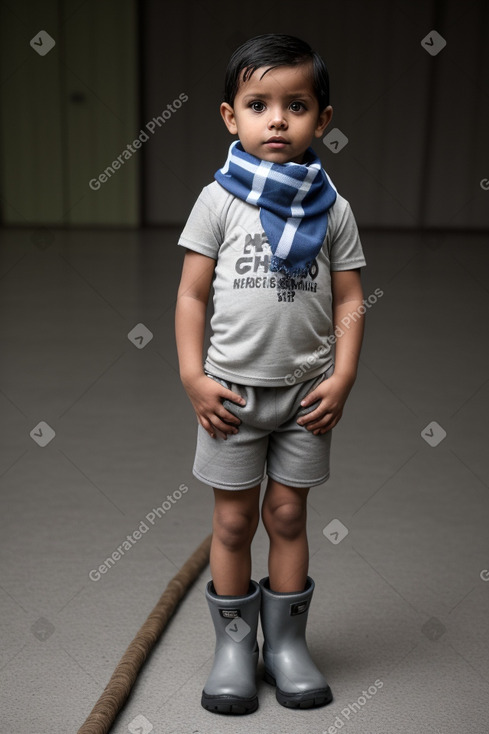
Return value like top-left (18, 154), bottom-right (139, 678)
top-left (77, 533), bottom-right (212, 734)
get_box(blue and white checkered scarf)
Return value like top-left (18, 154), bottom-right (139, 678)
top-left (215, 140), bottom-right (337, 277)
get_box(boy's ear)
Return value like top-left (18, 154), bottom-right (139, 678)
top-left (314, 105), bottom-right (333, 138)
top-left (220, 102), bottom-right (238, 134)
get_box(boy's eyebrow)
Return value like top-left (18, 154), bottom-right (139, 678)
top-left (241, 91), bottom-right (315, 101)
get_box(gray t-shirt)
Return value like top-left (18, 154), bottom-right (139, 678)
top-left (178, 181), bottom-right (366, 387)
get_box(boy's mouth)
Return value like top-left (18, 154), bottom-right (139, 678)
top-left (264, 136), bottom-right (289, 149)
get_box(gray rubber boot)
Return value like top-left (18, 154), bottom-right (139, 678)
top-left (259, 576), bottom-right (333, 709)
top-left (201, 579), bottom-right (260, 715)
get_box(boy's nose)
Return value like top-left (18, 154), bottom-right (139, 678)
top-left (267, 114), bottom-right (287, 130)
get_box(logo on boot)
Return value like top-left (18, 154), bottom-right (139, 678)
top-left (290, 601), bottom-right (309, 616)
top-left (225, 617), bottom-right (251, 642)
top-left (219, 608), bottom-right (241, 619)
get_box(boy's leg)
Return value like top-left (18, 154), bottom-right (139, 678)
top-left (260, 478), bottom-right (332, 709)
top-left (261, 478), bottom-right (309, 593)
top-left (210, 485), bottom-right (261, 596)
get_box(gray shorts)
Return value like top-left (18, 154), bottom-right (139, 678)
top-left (193, 365), bottom-right (334, 491)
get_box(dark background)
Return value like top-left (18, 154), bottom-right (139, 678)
top-left (1, 0), bottom-right (488, 230)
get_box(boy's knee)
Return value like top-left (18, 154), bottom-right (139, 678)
top-left (262, 500), bottom-right (306, 539)
top-left (213, 507), bottom-right (258, 550)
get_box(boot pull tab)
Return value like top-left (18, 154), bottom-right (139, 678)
top-left (219, 608), bottom-right (241, 618)
top-left (290, 600), bottom-right (309, 616)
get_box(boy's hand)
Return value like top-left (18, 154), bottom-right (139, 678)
top-left (183, 374), bottom-right (246, 440)
top-left (297, 374), bottom-right (353, 435)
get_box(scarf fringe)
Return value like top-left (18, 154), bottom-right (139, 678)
top-left (270, 254), bottom-right (312, 279)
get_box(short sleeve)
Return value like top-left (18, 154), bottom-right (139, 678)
top-left (178, 185), bottom-right (223, 260)
top-left (329, 199), bottom-right (366, 271)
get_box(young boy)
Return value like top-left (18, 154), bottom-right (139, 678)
top-left (175, 34), bottom-right (366, 715)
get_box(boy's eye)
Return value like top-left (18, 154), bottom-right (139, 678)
top-left (290, 101), bottom-right (306, 112)
top-left (250, 101), bottom-right (265, 112)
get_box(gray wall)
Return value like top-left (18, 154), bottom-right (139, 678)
top-left (142, 0), bottom-right (489, 229)
top-left (0, 0), bottom-right (139, 226)
top-left (1, 0), bottom-right (488, 229)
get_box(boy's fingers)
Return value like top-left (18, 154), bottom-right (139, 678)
top-left (210, 412), bottom-right (240, 435)
top-left (299, 404), bottom-right (333, 426)
top-left (204, 377), bottom-right (244, 404)
top-left (199, 404), bottom-right (239, 432)
top-left (298, 402), bottom-right (323, 423)
top-left (217, 411), bottom-right (241, 429)
top-left (301, 385), bottom-right (326, 407)
top-left (306, 410), bottom-right (341, 432)
top-left (223, 387), bottom-right (246, 405)
top-left (216, 400), bottom-right (241, 424)
top-left (300, 390), bottom-right (317, 407)
top-left (308, 415), bottom-right (331, 430)
top-left (200, 417), bottom-right (217, 439)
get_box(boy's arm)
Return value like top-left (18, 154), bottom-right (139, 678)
top-left (175, 250), bottom-right (246, 439)
top-left (298, 269), bottom-right (364, 434)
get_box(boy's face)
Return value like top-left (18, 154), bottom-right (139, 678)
top-left (220, 63), bottom-right (333, 164)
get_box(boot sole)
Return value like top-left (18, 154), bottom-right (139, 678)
top-left (201, 692), bottom-right (258, 715)
top-left (264, 671), bottom-right (333, 709)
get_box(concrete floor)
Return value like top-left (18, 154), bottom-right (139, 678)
top-left (0, 227), bottom-right (488, 733)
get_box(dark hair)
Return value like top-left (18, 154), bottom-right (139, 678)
top-left (224, 34), bottom-right (330, 110)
